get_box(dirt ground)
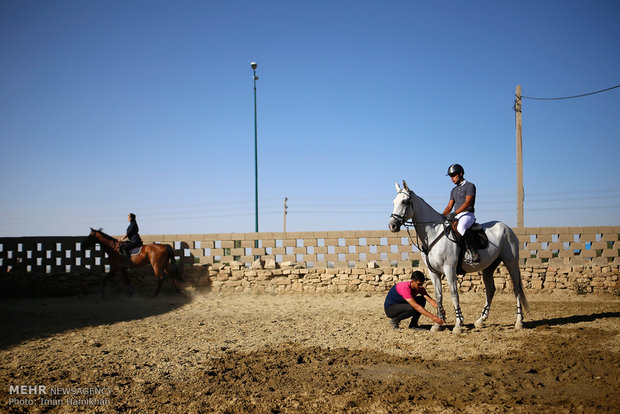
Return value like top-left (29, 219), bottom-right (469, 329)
top-left (1, 286), bottom-right (619, 413)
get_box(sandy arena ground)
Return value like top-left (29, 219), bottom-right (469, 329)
top-left (1, 285), bottom-right (619, 413)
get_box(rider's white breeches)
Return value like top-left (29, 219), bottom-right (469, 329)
top-left (456, 212), bottom-right (475, 236)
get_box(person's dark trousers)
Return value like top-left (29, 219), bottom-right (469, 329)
top-left (385, 296), bottom-right (427, 327)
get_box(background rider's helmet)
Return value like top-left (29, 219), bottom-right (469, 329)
top-left (446, 164), bottom-right (465, 176)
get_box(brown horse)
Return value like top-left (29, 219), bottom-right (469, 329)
top-left (84, 228), bottom-right (183, 297)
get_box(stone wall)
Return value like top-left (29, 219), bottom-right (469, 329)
top-left (182, 260), bottom-right (619, 296)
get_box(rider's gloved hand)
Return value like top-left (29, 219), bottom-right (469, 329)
top-left (446, 212), bottom-right (456, 222)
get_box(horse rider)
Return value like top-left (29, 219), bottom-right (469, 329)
top-left (118, 213), bottom-right (143, 257)
top-left (442, 164), bottom-right (480, 264)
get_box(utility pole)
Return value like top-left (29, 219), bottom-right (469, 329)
top-left (515, 85), bottom-right (524, 229)
top-left (251, 62), bottom-right (259, 235)
top-left (283, 197), bottom-right (288, 233)
top-left (251, 61), bottom-right (259, 252)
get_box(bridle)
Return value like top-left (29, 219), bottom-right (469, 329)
top-left (390, 189), bottom-right (457, 258)
top-left (390, 189), bottom-right (415, 229)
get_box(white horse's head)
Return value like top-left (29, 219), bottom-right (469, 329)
top-left (389, 180), bottom-right (413, 232)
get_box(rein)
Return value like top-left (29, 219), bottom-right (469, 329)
top-left (392, 190), bottom-right (459, 276)
top-left (399, 220), bottom-right (442, 255)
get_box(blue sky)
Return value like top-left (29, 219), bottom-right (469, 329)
top-left (1, 0), bottom-right (619, 237)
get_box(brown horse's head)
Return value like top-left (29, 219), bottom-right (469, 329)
top-left (83, 228), bottom-right (113, 249)
top-left (83, 228), bottom-right (98, 248)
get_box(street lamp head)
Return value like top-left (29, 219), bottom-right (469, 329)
top-left (250, 62), bottom-right (257, 70)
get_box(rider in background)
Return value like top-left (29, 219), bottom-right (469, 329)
top-left (118, 213), bottom-right (143, 257)
top-left (442, 164), bottom-right (480, 264)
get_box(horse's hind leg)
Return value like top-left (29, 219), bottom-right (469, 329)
top-left (475, 259), bottom-right (500, 328)
top-left (163, 265), bottom-right (185, 297)
top-left (505, 258), bottom-right (526, 329)
top-left (151, 264), bottom-right (164, 298)
top-left (153, 276), bottom-right (164, 298)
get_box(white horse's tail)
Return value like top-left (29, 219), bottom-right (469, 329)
top-left (505, 224), bottom-right (530, 313)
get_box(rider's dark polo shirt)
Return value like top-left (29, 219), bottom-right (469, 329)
top-left (450, 180), bottom-right (476, 213)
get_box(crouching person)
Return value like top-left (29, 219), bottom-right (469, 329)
top-left (384, 270), bottom-right (444, 330)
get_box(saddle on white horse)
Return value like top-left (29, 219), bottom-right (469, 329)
top-left (450, 222), bottom-right (489, 272)
top-left (464, 223), bottom-right (488, 249)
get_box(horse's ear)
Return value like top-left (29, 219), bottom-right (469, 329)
top-left (395, 182), bottom-right (401, 192)
top-left (402, 180), bottom-right (410, 191)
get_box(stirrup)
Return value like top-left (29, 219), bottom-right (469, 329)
top-left (464, 254), bottom-right (479, 265)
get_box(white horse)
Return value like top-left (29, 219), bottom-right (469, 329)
top-left (388, 181), bottom-right (528, 334)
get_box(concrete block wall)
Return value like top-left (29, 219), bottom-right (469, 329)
top-left (0, 226), bottom-right (618, 296)
top-left (138, 226), bottom-right (620, 270)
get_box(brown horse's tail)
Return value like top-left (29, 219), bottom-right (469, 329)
top-left (166, 245), bottom-right (184, 281)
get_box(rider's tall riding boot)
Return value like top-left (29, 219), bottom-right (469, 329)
top-left (464, 231), bottom-right (480, 264)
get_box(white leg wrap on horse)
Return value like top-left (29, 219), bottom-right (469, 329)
top-left (481, 304), bottom-right (490, 319)
top-left (515, 304), bottom-right (524, 329)
top-left (452, 306), bottom-right (464, 334)
top-left (455, 307), bottom-right (464, 324)
top-left (474, 304), bottom-right (490, 328)
top-left (437, 305), bottom-right (445, 321)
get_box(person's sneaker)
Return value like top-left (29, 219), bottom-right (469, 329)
top-left (390, 318), bottom-right (400, 330)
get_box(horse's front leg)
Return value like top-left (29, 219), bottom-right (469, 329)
top-left (101, 269), bottom-right (116, 297)
top-left (445, 267), bottom-right (464, 335)
top-left (429, 271), bottom-right (444, 333)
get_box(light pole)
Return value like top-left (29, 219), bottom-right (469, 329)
top-left (251, 62), bottom-right (259, 237)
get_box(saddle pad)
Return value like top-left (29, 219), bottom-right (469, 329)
top-left (130, 246), bottom-right (142, 256)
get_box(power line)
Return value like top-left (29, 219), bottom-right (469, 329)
top-left (522, 84), bottom-right (620, 101)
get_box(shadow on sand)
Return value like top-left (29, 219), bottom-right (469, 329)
top-left (410, 311), bottom-right (620, 332)
top-left (523, 312), bottom-right (620, 329)
top-left (0, 289), bottom-right (192, 350)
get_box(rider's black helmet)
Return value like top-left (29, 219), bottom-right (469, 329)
top-left (446, 164), bottom-right (464, 176)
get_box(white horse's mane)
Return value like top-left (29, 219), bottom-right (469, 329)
top-left (410, 191), bottom-right (444, 223)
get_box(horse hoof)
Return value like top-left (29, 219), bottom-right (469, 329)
top-left (474, 319), bottom-right (484, 328)
top-left (515, 321), bottom-right (523, 330)
top-left (430, 324), bottom-right (442, 333)
top-left (452, 326), bottom-right (462, 335)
